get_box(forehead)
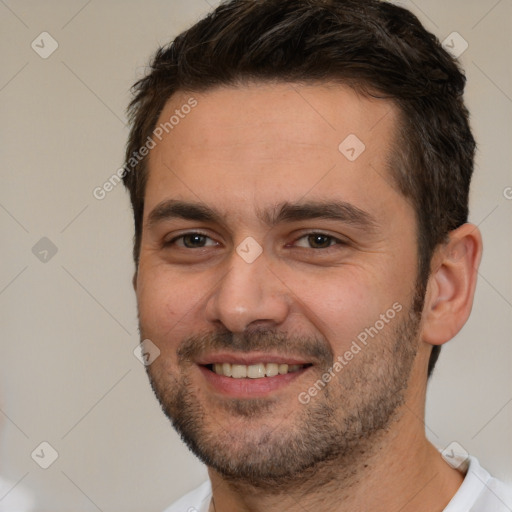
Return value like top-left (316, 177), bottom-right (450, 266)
top-left (144, 82), bottom-right (409, 226)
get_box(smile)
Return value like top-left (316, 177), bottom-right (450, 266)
top-left (206, 362), bottom-right (310, 379)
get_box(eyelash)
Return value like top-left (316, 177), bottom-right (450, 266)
top-left (164, 231), bottom-right (345, 250)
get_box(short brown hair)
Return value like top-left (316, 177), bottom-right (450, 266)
top-left (123, 0), bottom-right (475, 377)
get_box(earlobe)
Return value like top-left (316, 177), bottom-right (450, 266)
top-left (421, 224), bottom-right (483, 346)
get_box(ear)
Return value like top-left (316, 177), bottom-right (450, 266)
top-left (421, 224), bottom-right (483, 346)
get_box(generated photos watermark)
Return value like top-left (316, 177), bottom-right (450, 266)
top-left (298, 301), bottom-right (403, 404)
top-left (93, 97), bottom-right (198, 200)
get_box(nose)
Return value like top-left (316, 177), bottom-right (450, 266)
top-left (204, 248), bottom-right (290, 333)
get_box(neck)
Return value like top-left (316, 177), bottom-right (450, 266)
top-left (207, 408), bottom-right (464, 512)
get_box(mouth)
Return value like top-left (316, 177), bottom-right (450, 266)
top-left (195, 354), bottom-right (314, 397)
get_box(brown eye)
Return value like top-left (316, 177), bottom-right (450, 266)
top-left (182, 234), bottom-right (208, 248)
top-left (293, 233), bottom-right (341, 249)
top-left (306, 234), bottom-right (334, 249)
top-left (292, 233), bottom-right (341, 249)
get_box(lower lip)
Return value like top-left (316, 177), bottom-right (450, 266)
top-left (198, 365), bottom-right (310, 397)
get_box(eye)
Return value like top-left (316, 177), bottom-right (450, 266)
top-left (166, 232), bottom-right (218, 249)
top-left (294, 233), bottom-right (342, 249)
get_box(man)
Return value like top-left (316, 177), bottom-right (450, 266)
top-left (122, 1), bottom-right (511, 511)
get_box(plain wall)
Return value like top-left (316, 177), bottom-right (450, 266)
top-left (1, 1), bottom-right (510, 510)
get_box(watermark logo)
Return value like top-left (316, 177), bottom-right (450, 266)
top-left (236, 237), bottom-right (263, 264)
top-left (441, 441), bottom-right (469, 471)
top-left (338, 134), bottom-right (366, 162)
top-left (134, 339), bottom-right (161, 366)
top-left (31, 441), bottom-right (59, 469)
top-left (32, 237), bottom-right (58, 263)
top-left (31, 32), bottom-right (58, 59)
top-left (442, 32), bottom-right (468, 59)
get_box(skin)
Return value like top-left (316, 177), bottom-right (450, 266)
top-left (134, 82), bottom-right (482, 512)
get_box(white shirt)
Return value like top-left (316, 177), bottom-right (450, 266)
top-left (162, 457), bottom-right (512, 512)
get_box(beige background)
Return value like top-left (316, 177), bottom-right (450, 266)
top-left (1, 0), bottom-right (511, 510)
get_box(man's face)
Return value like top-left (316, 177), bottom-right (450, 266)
top-left (136, 83), bottom-right (423, 485)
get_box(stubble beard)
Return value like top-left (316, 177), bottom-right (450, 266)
top-left (143, 305), bottom-right (421, 491)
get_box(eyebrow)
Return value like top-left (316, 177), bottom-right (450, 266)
top-left (263, 201), bottom-right (378, 230)
top-left (146, 199), bottom-right (378, 231)
top-left (146, 200), bottom-right (223, 228)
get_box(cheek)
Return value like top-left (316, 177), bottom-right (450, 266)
top-left (136, 264), bottom-right (201, 348)
top-left (279, 265), bottom-right (389, 352)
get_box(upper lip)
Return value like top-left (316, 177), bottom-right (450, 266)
top-left (194, 352), bottom-right (312, 366)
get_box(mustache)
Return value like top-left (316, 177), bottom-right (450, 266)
top-left (177, 329), bottom-right (334, 366)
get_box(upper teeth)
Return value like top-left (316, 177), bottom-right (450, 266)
top-left (212, 363), bottom-right (305, 379)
